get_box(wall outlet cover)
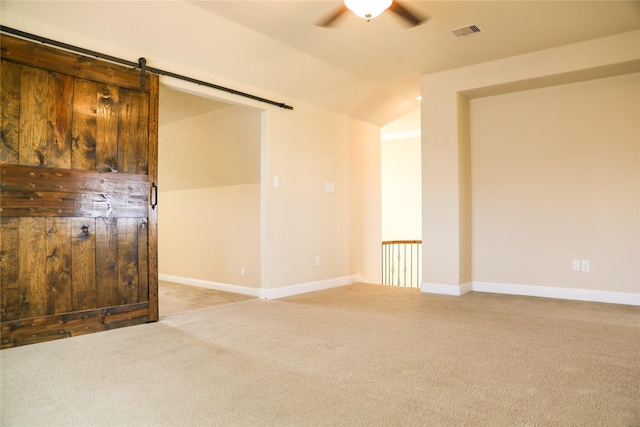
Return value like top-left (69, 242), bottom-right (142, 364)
top-left (572, 260), bottom-right (580, 271)
top-left (581, 260), bottom-right (590, 273)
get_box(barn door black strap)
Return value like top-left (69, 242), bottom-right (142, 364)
top-left (0, 26), bottom-right (294, 110)
top-left (139, 58), bottom-right (147, 90)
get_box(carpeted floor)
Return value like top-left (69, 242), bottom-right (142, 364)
top-left (1, 283), bottom-right (639, 426)
top-left (158, 280), bottom-right (256, 317)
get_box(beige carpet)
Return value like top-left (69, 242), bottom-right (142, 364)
top-left (158, 280), bottom-right (256, 317)
top-left (1, 283), bottom-right (639, 426)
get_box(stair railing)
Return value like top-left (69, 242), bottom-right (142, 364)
top-left (382, 240), bottom-right (422, 288)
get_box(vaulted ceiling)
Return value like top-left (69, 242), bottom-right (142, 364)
top-left (2, 1), bottom-right (639, 126)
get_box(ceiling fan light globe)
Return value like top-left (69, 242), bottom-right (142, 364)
top-left (345, 0), bottom-right (393, 21)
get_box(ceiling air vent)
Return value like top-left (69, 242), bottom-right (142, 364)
top-left (449, 24), bottom-right (483, 38)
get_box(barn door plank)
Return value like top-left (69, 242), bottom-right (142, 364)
top-left (138, 218), bottom-right (149, 302)
top-left (18, 217), bottom-right (47, 319)
top-left (72, 79), bottom-right (98, 171)
top-left (95, 216), bottom-right (118, 308)
top-left (71, 218), bottom-right (97, 311)
top-left (19, 67), bottom-right (50, 166)
top-left (45, 218), bottom-right (72, 315)
top-left (117, 217), bottom-right (139, 305)
top-left (0, 164), bottom-right (149, 218)
top-left (49, 72), bottom-right (73, 169)
top-left (0, 60), bottom-right (21, 164)
top-left (96, 85), bottom-right (120, 172)
top-left (119, 89), bottom-right (143, 174)
top-left (17, 66), bottom-right (73, 168)
top-left (0, 218), bottom-right (20, 321)
top-left (137, 92), bottom-right (150, 175)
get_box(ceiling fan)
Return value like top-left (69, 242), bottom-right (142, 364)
top-left (317, 0), bottom-right (427, 28)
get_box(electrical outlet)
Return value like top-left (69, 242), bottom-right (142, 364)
top-left (572, 260), bottom-right (580, 271)
top-left (581, 260), bottom-right (590, 273)
top-left (241, 267), bottom-right (246, 276)
top-left (315, 256), bottom-right (321, 267)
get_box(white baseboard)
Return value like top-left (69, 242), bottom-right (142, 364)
top-left (259, 275), bottom-right (359, 300)
top-left (159, 274), bottom-right (261, 297)
top-left (420, 279), bottom-right (640, 306)
top-left (159, 273), bottom-right (360, 300)
top-left (421, 282), bottom-right (473, 296)
top-left (472, 281), bottom-right (640, 306)
top-left (353, 273), bottom-right (370, 284)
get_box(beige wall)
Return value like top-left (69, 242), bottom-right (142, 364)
top-left (158, 104), bottom-right (261, 191)
top-left (160, 105), bottom-right (261, 191)
top-left (381, 108), bottom-right (422, 242)
top-left (159, 105), bottom-right (262, 288)
top-left (421, 30), bottom-right (640, 297)
top-left (264, 102), bottom-right (381, 288)
top-left (159, 184), bottom-right (261, 288)
top-left (159, 80), bottom-right (382, 291)
top-left (471, 73), bottom-right (639, 293)
top-left (381, 135), bottom-right (422, 241)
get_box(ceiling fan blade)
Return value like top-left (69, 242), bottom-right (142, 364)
top-left (388, 1), bottom-right (428, 27)
top-left (316, 4), bottom-right (349, 28)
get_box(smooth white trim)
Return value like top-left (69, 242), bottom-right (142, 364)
top-left (353, 273), bottom-right (370, 284)
top-left (161, 275), bottom-right (638, 306)
top-left (160, 273), bottom-right (362, 300)
top-left (461, 282), bottom-right (473, 295)
top-left (421, 280), bottom-right (639, 305)
top-left (159, 274), bottom-right (261, 297)
top-left (472, 281), bottom-right (640, 306)
top-left (260, 275), bottom-right (359, 300)
top-left (421, 282), bottom-right (473, 296)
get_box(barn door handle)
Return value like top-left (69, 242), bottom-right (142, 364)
top-left (151, 182), bottom-right (158, 210)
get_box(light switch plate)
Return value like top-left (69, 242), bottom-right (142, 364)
top-left (324, 182), bottom-right (335, 193)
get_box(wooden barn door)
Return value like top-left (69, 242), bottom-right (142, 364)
top-left (0, 34), bottom-right (159, 348)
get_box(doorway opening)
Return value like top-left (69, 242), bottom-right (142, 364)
top-left (157, 84), bottom-right (261, 317)
top-left (380, 108), bottom-right (422, 288)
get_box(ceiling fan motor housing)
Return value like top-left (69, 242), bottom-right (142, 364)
top-left (345, 0), bottom-right (393, 21)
